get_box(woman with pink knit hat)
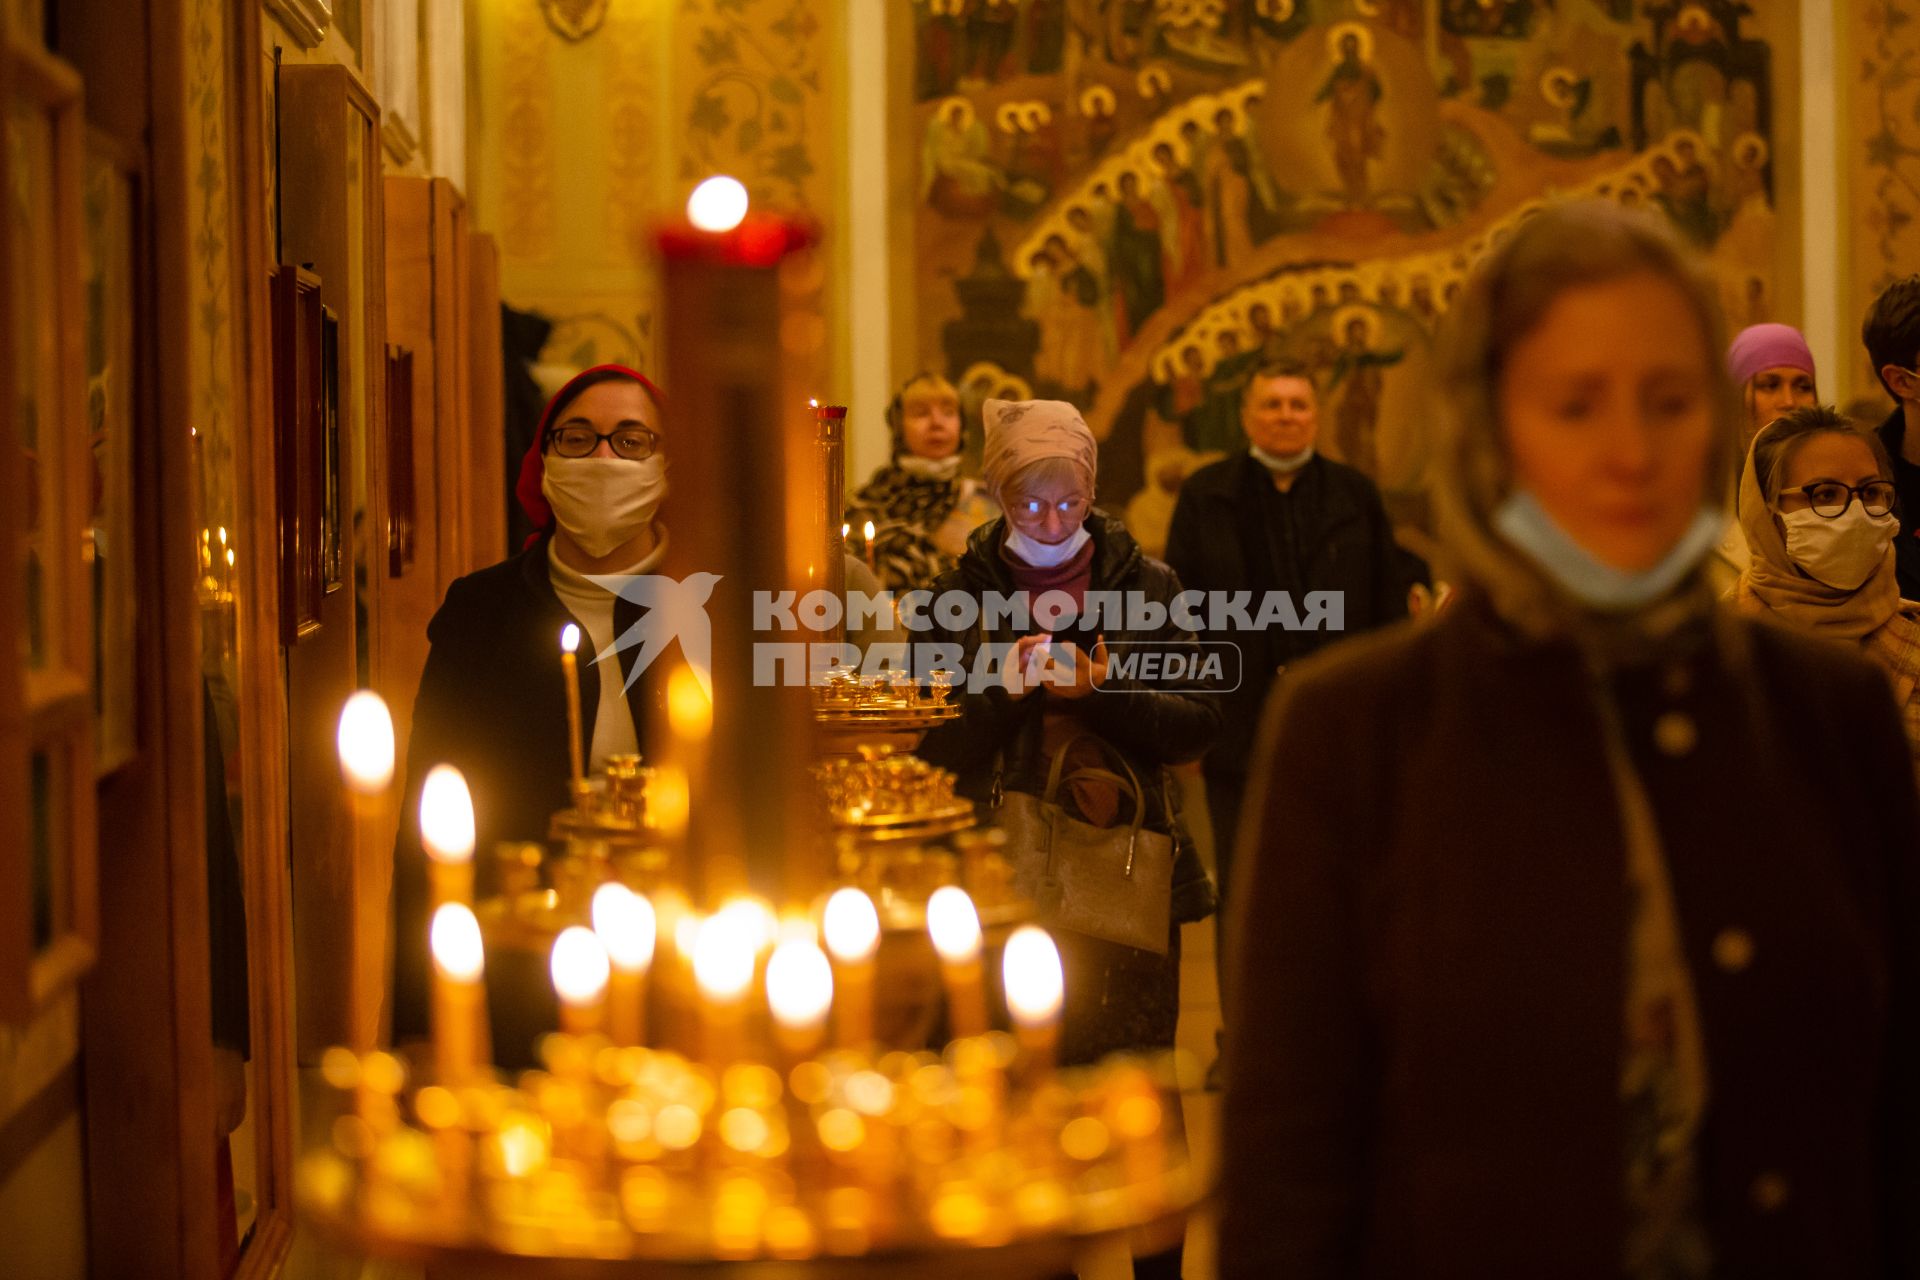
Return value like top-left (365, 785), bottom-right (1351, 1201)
top-left (917, 397), bottom-right (1218, 1280)
top-left (1727, 322), bottom-right (1818, 453)
top-left (1712, 324), bottom-right (1819, 583)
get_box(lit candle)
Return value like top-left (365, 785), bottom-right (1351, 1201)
top-left (766, 938), bottom-right (833, 1062)
top-left (429, 903), bottom-right (486, 1084)
top-left (862, 519), bottom-right (877, 572)
top-left (559, 623), bottom-right (585, 785)
top-left (1002, 925), bottom-right (1064, 1077)
top-left (592, 883), bottom-right (656, 1047)
top-left (418, 764), bottom-right (475, 907)
top-left (337, 691), bottom-right (395, 799)
top-left (337, 691), bottom-right (396, 1052)
top-left (822, 888), bottom-right (880, 1049)
top-left (927, 886), bottom-right (987, 1039)
top-left (550, 926), bottom-right (611, 1036)
top-left (692, 910), bottom-right (757, 1066)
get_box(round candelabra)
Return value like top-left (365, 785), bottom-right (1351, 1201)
top-left (297, 218), bottom-right (1203, 1276)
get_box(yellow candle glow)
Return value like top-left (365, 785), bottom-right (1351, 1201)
top-left (418, 764), bottom-right (475, 905)
top-left (693, 910), bottom-right (757, 1065)
top-left (337, 691), bottom-right (396, 795)
top-left (822, 887), bottom-right (880, 1049)
top-left (429, 903), bottom-right (486, 1084)
top-left (1002, 925), bottom-right (1064, 1074)
top-left (592, 884), bottom-right (656, 1047)
top-left (862, 519), bottom-right (877, 571)
top-left (927, 886), bottom-right (987, 1038)
top-left (766, 939), bottom-right (833, 1059)
top-left (667, 664), bottom-right (713, 742)
top-left (550, 926), bottom-right (611, 1036)
top-left (559, 623), bottom-right (585, 785)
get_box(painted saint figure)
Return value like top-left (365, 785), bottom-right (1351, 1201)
top-left (1326, 309), bottom-right (1405, 480)
top-left (1315, 26), bottom-right (1386, 206)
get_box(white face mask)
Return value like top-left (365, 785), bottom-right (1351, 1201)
top-left (542, 456), bottom-right (666, 558)
top-left (1004, 525), bottom-right (1090, 568)
top-left (1777, 502), bottom-right (1898, 591)
top-left (1250, 444), bottom-right (1314, 474)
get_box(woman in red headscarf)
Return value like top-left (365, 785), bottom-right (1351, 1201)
top-left (391, 365), bottom-right (667, 1065)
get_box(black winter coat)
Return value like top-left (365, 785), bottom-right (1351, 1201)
top-left (1876, 408), bottom-right (1920, 601)
top-left (917, 513), bottom-right (1221, 1063)
top-left (1163, 451), bottom-right (1409, 779)
top-left (392, 533), bottom-right (659, 1066)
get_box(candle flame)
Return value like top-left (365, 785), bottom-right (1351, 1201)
top-left (550, 926), bottom-right (611, 1006)
top-left (716, 897), bottom-right (779, 953)
top-left (1002, 925), bottom-right (1064, 1027)
top-left (560, 623), bottom-right (580, 654)
top-left (926, 886), bottom-right (982, 963)
top-left (667, 664), bottom-right (712, 741)
top-left (822, 887), bottom-right (880, 963)
top-left (418, 765), bottom-right (475, 864)
top-left (692, 911), bottom-right (757, 1002)
top-left (592, 883), bottom-right (657, 974)
top-left (429, 903), bottom-right (485, 982)
top-left (766, 939), bottom-right (834, 1030)
top-left (336, 690), bottom-right (395, 794)
top-left (687, 175), bottom-right (749, 233)
top-left (863, 519), bottom-right (876, 542)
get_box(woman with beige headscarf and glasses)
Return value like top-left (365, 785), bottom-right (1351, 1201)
top-left (917, 397), bottom-right (1218, 1280)
top-left (1731, 404), bottom-right (1920, 779)
top-left (1220, 202), bottom-right (1920, 1279)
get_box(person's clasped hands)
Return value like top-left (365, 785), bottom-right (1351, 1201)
top-left (1004, 631), bottom-right (1110, 700)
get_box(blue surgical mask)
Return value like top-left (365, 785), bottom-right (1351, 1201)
top-left (1491, 488), bottom-right (1723, 613)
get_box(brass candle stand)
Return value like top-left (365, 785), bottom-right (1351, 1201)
top-left (300, 1035), bottom-right (1196, 1274)
top-left (813, 669), bottom-right (962, 757)
top-left (298, 213), bottom-right (1202, 1275)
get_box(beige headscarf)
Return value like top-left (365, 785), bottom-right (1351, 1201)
top-left (1431, 201), bottom-right (1738, 651)
top-left (980, 398), bottom-right (1097, 500)
top-left (1730, 421), bottom-right (1901, 640)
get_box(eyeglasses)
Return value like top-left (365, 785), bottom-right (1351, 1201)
top-left (1014, 497), bottom-right (1091, 519)
top-left (547, 425), bottom-right (660, 460)
top-left (1779, 481), bottom-right (1897, 519)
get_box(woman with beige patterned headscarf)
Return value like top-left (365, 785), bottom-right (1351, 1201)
top-left (919, 398), bottom-right (1219, 1280)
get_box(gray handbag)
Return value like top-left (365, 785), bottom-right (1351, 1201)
top-left (992, 735), bottom-right (1174, 955)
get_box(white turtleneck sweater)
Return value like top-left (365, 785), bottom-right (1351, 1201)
top-left (547, 528), bottom-right (668, 771)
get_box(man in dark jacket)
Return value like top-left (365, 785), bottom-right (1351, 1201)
top-left (1163, 361), bottom-right (1412, 917)
top-left (1862, 275), bottom-right (1920, 599)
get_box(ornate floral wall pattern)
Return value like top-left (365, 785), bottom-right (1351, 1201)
top-left (1847, 0), bottom-right (1920, 406)
top-left (671, 0), bottom-right (835, 214)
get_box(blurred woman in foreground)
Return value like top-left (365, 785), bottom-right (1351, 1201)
top-left (1221, 202), bottom-right (1920, 1278)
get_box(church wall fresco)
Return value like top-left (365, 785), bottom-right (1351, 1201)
top-left (894, 0), bottom-right (1802, 560)
top-left (1844, 0), bottom-right (1920, 414)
